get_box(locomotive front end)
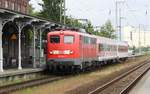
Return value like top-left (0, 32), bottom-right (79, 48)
top-left (47, 30), bottom-right (80, 70)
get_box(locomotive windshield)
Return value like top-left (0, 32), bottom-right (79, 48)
top-left (50, 35), bottom-right (60, 43)
top-left (64, 35), bottom-right (74, 44)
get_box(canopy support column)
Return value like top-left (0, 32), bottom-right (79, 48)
top-left (33, 26), bottom-right (36, 68)
top-left (0, 19), bottom-right (3, 72)
top-left (18, 23), bottom-right (22, 70)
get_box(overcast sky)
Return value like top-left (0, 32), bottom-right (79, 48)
top-left (30, 0), bottom-right (150, 29)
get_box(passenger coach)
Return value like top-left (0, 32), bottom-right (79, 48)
top-left (47, 29), bottom-right (128, 71)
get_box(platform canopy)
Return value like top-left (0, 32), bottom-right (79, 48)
top-left (0, 7), bottom-right (68, 72)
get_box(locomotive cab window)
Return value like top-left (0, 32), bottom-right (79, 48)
top-left (64, 35), bottom-right (74, 44)
top-left (50, 35), bottom-right (60, 43)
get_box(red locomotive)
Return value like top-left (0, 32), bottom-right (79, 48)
top-left (47, 29), bottom-right (128, 71)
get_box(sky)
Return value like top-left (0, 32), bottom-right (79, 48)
top-left (29, 0), bottom-right (150, 29)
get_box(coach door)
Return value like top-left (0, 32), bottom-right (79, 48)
top-left (79, 35), bottom-right (84, 62)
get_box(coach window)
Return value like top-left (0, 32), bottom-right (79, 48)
top-left (64, 35), bottom-right (74, 44)
top-left (84, 37), bottom-right (90, 44)
top-left (84, 37), bottom-right (87, 44)
top-left (50, 35), bottom-right (60, 43)
top-left (91, 38), bottom-right (96, 44)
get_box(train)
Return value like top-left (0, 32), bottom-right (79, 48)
top-left (46, 29), bottom-right (129, 71)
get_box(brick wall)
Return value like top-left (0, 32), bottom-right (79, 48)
top-left (0, 0), bottom-right (29, 14)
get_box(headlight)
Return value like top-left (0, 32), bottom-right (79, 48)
top-left (63, 50), bottom-right (73, 54)
top-left (53, 50), bottom-right (59, 54)
top-left (63, 50), bottom-right (70, 54)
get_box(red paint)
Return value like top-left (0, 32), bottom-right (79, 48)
top-left (47, 30), bottom-right (128, 62)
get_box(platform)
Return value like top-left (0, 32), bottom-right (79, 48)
top-left (0, 68), bottom-right (44, 78)
top-left (129, 70), bottom-right (150, 94)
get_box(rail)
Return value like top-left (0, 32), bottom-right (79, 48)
top-left (120, 68), bottom-right (150, 94)
top-left (88, 59), bottom-right (150, 94)
top-left (0, 76), bottom-right (63, 94)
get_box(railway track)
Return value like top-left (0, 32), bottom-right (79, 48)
top-left (120, 68), bottom-right (150, 94)
top-left (0, 56), bottom-right (148, 94)
top-left (88, 59), bottom-right (150, 94)
top-left (0, 76), bottom-right (63, 94)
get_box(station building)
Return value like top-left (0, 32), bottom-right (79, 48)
top-left (0, 0), bottom-right (62, 72)
top-left (0, 0), bottom-right (29, 14)
top-left (122, 26), bottom-right (150, 48)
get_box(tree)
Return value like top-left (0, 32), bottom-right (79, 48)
top-left (29, 1), bottom-right (87, 29)
top-left (86, 22), bottom-right (95, 34)
top-left (28, 4), bottom-right (34, 15)
top-left (99, 20), bottom-right (116, 39)
top-left (28, 4), bottom-right (41, 17)
top-left (39, 0), bottom-right (64, 22)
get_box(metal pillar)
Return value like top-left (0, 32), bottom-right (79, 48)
top-left (18, 23), bottom-right (22, 70)
top-left (115, 1), bottom-right (118, 37)
top-left (139, 24), bottom-right (141, 54)
top-left (33, 26), bottom-right (36, 68)
top-left (0, 19), bottom-right (3, 72)
top-left (60, 0), bottom-right (63, 23)
top-left (119, 8), bottom-right (122, 41)
top-left (39, 28), bottom-right (42, 64)
top-left (63, 0), bottom-right (66, 24)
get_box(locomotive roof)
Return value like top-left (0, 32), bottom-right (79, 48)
top-left (48, 29), bottom-right (128, 46)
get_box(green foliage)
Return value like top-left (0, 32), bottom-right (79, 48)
top-left (84, 22), bottom-right (101, 36)
top-left (39, 0), bottom-right (63, 22)
top-left (26, 29), bottom-right (33, 41)
top-left (86, 22), bottom-right (95, 34)
top-left (99, 20), bottom-right (116, 39)
top-left (28, 3), bottom-right (116, 40)
top-left (129, 46), bottom-right (150, 54)
top-left (28, 4), bottom-right (41, 17)
top-left (25, 29), bottom-right (33, 46)
top-left (28, 4), bottom-right (34, 15)
top-left (83, 20), bottom-right (116, 39)
top-left (61, 16), bottom-right (86, 29)
top-left (29, 2), bottom-right (87, 29)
